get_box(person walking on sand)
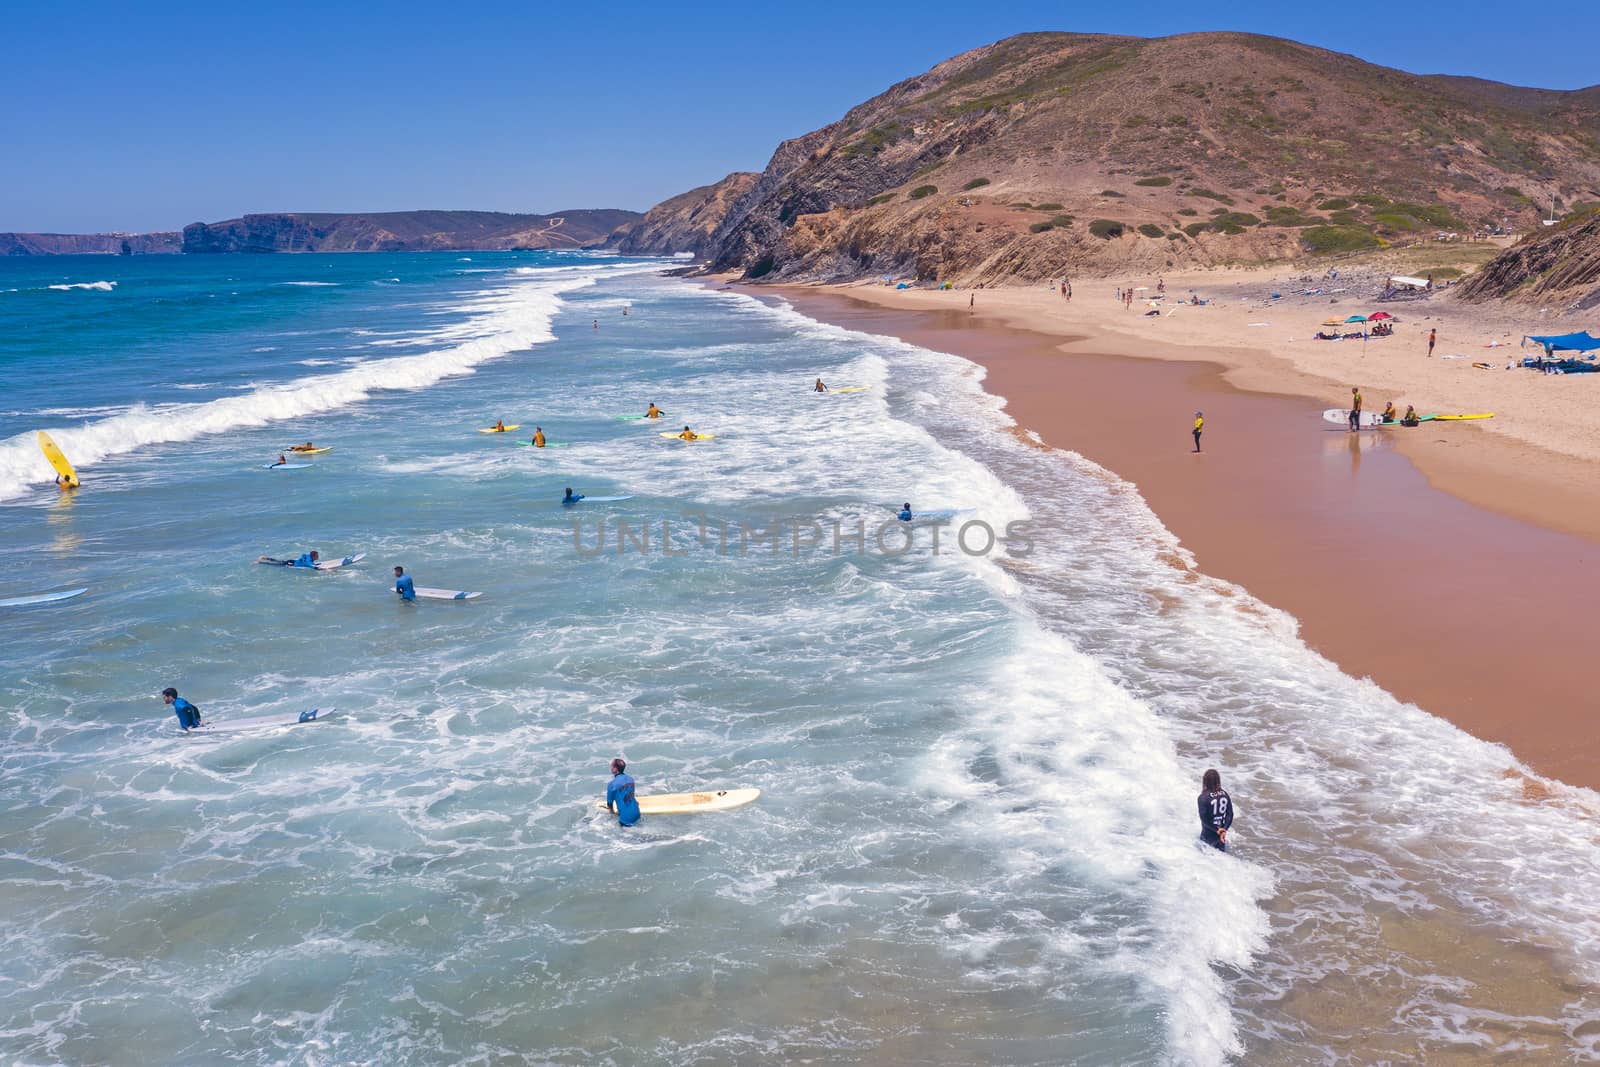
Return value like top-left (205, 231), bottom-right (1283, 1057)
top-left (970, 292), bottom-right (975, 310)
top-left (1192, 411), bottom-right (1204, 453)
top-left (1198, 768), bottom-right (1234, 852)
top-left (606, 757), bottom-right (641, 826)
top-left (1427, 328), bottom-right (1437, 358)
top-left (1348, 387), bottom-right (1363, 432)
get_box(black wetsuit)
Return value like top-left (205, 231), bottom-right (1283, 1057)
top-left (1198, 787), bottom-right (1234, 852)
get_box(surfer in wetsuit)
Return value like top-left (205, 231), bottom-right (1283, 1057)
top-left (1348, 388), bottom-right (1362, 433)
top-left (562, 488), bottom-right (584, 505)
top-left (290, 442), bottom-right (316, 452)
top-left (162, 686), bottom-right (203, 731)
top-left (1381, 401), bottom-right (1397, 424)
top-left (645, 403), bottom-right (663, 419)
top-left (606, 757), bottom-right (641, 826)
top-left (393, 565), bottom-right (415, 602)
top-left (898, 503), bottom-right (913, 522)
top-left (493, 420), bottom-right (505, 432)
top-left (1198, 768), bottom-right (1234, 852)
top-left (257, 551), bottom-right (320, 567)
top-left (1192, 411), bottom-right (1204, 453)
top-left (678, 426), bottom-right (699, 441)
top-left (271, 454), bottom-right (288, 468)
top-left (1401, 404), bottom-right (1421, 427)
top-left (533, 427), bottom-right (546, 447)
top-left (815, 378), bottom-right (828, 393)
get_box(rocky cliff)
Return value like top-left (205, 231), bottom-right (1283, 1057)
top-left (605, 173), bottom-right (760, 256)
top-left (1458, 209), bottom-right (1600, 310)
top-left (181, 209), bottom-right (640, 253)
top-left (684, 31), bottom-right (1600, 283)
top-left (1, 231), bottom-right (181, 255)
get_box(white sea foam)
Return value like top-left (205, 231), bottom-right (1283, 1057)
top-left (46, 280), bottom-right (116, 292)
top-left (274, 281), bottom-right (340, 287)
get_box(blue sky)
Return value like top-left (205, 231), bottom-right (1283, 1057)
top-left (4, 0), bottom-right (1597, 233)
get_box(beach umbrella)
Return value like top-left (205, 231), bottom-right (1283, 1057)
top-left (1368, 311), bottom-right (1393, 320)
top-left (1345, 315), bottom-right (1368, 323)
top-left (1322, 317), bottom-right (1346, 326)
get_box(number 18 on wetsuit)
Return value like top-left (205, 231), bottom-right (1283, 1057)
top-left (1198, 768), bottom-right (1234, 852)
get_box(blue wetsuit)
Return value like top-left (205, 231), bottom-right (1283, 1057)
top-left (1198, 788), bottom-right (1234, 852)
top-left (898, 509), bottom-right (913, 522)
top-left (172, 697), bottom-right (201, 731)
top-left (395, 573), bottom-right (415, 601)
top-left (607, 772), bottom-right (641, 826)
top-left (562, 493), bottom-right (584, 506)
top-left (292, 553), bottom-right (317, 568)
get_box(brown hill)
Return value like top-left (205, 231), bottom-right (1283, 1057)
top-left (1, 231), bottom-right (181, 255)
top-left (181, 209), bottom-right (640, 253)
top-left (606, 173), bottom-right (759, 256)
top-left (692, 31), bottom-right (1600, 283)
top-left (1458, 208), bottom-right (1600, 310)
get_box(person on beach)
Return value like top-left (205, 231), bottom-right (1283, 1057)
top-left (258, 550), bottom-right (321, 568)
top-left (1381, 401), bottom-right (1397, 424)
top-left (606, 757), bottom-right (641, 827)
top-left (814, 378), bottom-right (828, 393)
top-left (898, 502), bottom-right (913, 522)
top-left (162, 687), bottom-right (203, 732)
top-left (562, 488), bottom-right (584, 505)
top-left (1192, 411), bottom-right (1204, 453)
top-left (970, 292), bottom-right (975, 310)
top-left (1349, 387), bottom-right (1363, 432)
top-left (678, 425), bottom-right (699, 441)
top-left (645, 403), bottom-right (663, 419)
top-left (1198, 768), bottom-right (1234, 852)
top-left (1401, 405), bottom-right (1421, 427)
top-left (393, 565), bottom-right (415, 602)
top-left (1427, 328), bottom-right (1437, 358)
top-left (533, 427), bottom-right (546, 447)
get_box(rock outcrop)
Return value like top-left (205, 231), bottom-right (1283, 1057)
top-left (605, 173), bottom-right (760, 256)
top-left (1, 231), bottom-right (181, 255)
top-left (180, 209), bottom-right (640, 253)
top-left (1458, 209), bottom-right (1600, 309)
top-left (677, 31), bottom-right (1600, 283)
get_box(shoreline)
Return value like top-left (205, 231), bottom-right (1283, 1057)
top-left (767, 283), bottom-right (1600, 792)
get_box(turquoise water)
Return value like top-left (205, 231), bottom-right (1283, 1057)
top-left (1, 253), bottom-right (1597, 1064)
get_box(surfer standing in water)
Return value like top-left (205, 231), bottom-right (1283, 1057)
top-left (814, 378), bottom-right (828, 393)
top-left (393, 565), bottom-right (415, 602)
top-left (645, 403), bottom-right (663, 419)
top-left (162, 687), bottom-right (203, 731)
top-left (1348, 387), bottom-right (1362, 432)
top-left (1192, 411), bottom-right (1204, 453)
top-left (1198, 769), bottom-right (1234, 852)
top-left (606, 757), bottom-right (641, 826)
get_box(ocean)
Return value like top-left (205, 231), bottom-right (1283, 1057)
top-left (1, 251), bottom-right (1596, 1065)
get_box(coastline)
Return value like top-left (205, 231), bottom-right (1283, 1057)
top-left (767, 282), bottom-right (1600, 792)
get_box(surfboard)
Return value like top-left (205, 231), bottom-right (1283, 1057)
top-left (832, 386), bottom-right (871, 394)
top-left (595, 787), bottom-right (761, 815)
top-left (1432, 413), bottom-right (1495, 421)
top-left (1322, 409), bottom-right (1384, 427)
top-left (36, 431), bottom-right (79, 488)
top-left (414, 587), bottom-right (483, 600)
top-left (478, 425), bottom-right (521, 433)
top-left (573, 495), bottom-right (634, 503)
top-left (263, 462), bottom-right (313, 469)
top-left (0, 587), bottom-right (88, 607)
top-left (314, 553), bottom-right (366, 571)
top-left (617, 414), bottom-right (665, 420)
top-left (1378, 415), bottom-right (1438, 426)
top-left (902, 508), bottom-right (976, 522)
top-left (659, 432), bottom-right (716, 441)
top-left (188, 707), bottom-right (335, 735)
top-left (284, 446), bottom-right (333, 454)
top-left (515, 442), bottom-right (571, 448)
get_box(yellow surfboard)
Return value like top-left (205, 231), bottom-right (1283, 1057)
top-left (477, 425), bottom-right (521, 433)
top-left (595, 788), bottom-right (761, 815)
top-left (36, 431), bottom-right (78, 488)
top-left (832, 386), bottom-right (871, 394)
top-left (1432, 413), bottom-right (1495, 421)
top-left (659, 432), bottom-right (716, 441)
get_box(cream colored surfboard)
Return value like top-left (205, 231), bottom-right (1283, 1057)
top-left (596, 787), bottom-right (761, 815)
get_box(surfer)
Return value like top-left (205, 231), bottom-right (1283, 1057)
top-left (814, 378), bottom-right (828, 393)
top-left (533, 427), bottom-right (546, 447)
top-left (270, 453), bottom-right (288, 468)
top-left (562, 488), bottom-right (584, 505)
top-left (1198, 768), bottom-right (1234, 852)
top-left (162, 687), bottom-right (203, 732)
top-left (290, 442), bottom-right (316, 452)
top-left (678, 426), bottom-right (699, 441)
top-left (393, 565), bottom-right (415, 602)
top-left (55, 473), bottom-right (76, 488)
top-left (605, 757), bottom-right (641, 827)
top-left (1192, 411), bottom-right (1204, 453)
top-left (493, 419), bottom-right (506, 432)
top-left (645, 403), bottom-right (663, 419)
top-left (1348, 388), bottom-right (1362, 433)
top-left (1401, 404), bottom-right (1421, 427)
top-left (1381, 401), bottom-right (1397, 424)
top-left (898, 503), bottom-right (913, 522)
top-left (257, 551), bottom-right (320, 568)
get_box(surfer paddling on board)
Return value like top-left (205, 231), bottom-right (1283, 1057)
top-left (162, 687), bottom-right (203, 732)
top-left (258, 551), bottom-right (320, 568)
top-left (270, 453), bottom-right (289, 468)
top-left (290, 442), bottom-right (317, 453)
top-left (645, 403), bottom-right (663, 419)
top-left (1348, 388), bottom-right (1362, 433)
top-left (493, 419), bottom-right (506, 432)
top-left (898, 503), bottom-right (913, 522)
top-left (814, 378), bottom-right (828, 393)
top-left (678, 426), bottom-right (699, 441)
top-left (393, 565), bottom-right (415, 602)
top-left (562, 488), bottom-right (585, 505)
top-left (606, 757), bottom-right (641, 826)
top-left (1198, 769), bottom-right (1234, 852)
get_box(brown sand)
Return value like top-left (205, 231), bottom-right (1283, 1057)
top-left (771, 287), bottom-right (1600, 792)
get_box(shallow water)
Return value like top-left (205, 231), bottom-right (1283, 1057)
top-left (1, 253), bottom-right (1595, 1064)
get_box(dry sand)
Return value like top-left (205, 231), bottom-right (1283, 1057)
top-left (764, 275), bottom-right (1600, 791)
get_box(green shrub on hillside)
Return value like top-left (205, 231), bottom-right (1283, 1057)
top-left (1036, 202), bottom-right (1064, 211)
top-left (1317, 197), bottom-right (1352, 211)
top-left (1301, 225), bottom-right (1378, 253)
top-left (1100, 189), bottom-right (1125, 197)
top-left (1183, 221), bottom-right (1211, 237)
top-left (909, 185), bottom-right (938, 200)
top-left (1134, 176), bottom-right (1174, 187)
top-left (1137, 223), bottom-right (1165, 238)
top-left (962, 178), bottom-right (991, 191)
top-left (866, 193), bottom-right (896, 206)
top-left (1189, 188), bottom-right (1235, 205)
top-left (1089, 219), bottom-right (1126, 239)
top-left (1029, 220), bottom-right (1056, 233)
top-left (1177, 207), bottom-right (1199, 217)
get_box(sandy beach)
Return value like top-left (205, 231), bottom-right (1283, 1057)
top-left (771, 276), bottom-right (1600, 791)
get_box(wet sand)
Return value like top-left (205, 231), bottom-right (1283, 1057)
top-left (775, 288), bottom-right (1600, 792)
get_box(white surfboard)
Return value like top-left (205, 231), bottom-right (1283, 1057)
top-left (596, 787), bottom-right (761, 815)
top-left (263, 462), bottom-right (313, 470)
top-left (0, 587), bottom-right (88, 607)
top-left (562, 495), bottom-right (635, 504)
top-left (1323, 409), bottom-right (1385, 427)
top-left (414, 587), bottom-right (483, 600)
top-left (186, 707), bottom-right (335, 735)
top-left (314, 553), bottom-right (366, 571)
top-left (898, 508), bottom-right (976, 522)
